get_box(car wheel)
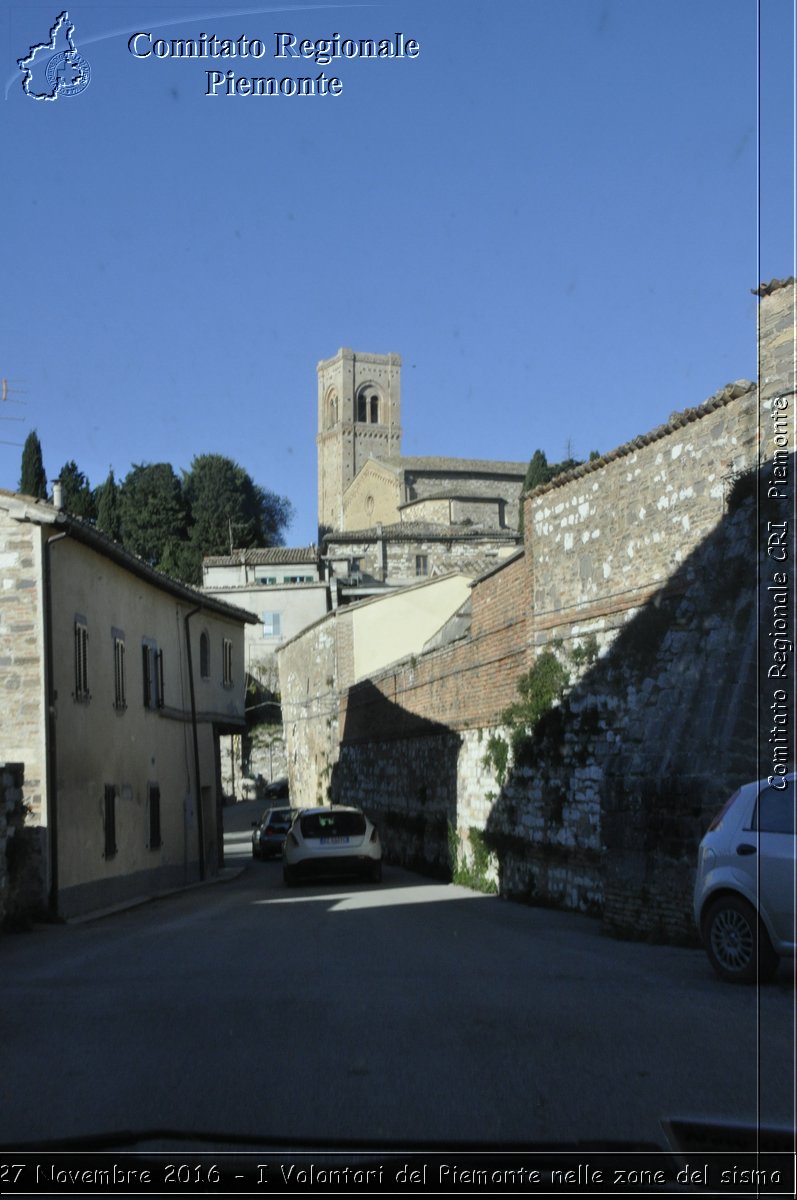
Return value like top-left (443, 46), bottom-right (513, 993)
top-left (283, 864), bottom-right (297, 887)
top-left (369, 861), bottom-right (382, 883)
top-left (703, 895), bottom-right (779, 984)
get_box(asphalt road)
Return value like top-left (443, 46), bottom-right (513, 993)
top-left (0, 800), bottom-right (793, 1152)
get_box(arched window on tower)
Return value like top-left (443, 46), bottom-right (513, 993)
top-left (356, 387), bottom-right (382, 424)
top-left (327, 390), bottom-right (338, 428)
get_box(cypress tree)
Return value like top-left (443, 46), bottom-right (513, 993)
top-left (19, 431), bottom-right (48, 499)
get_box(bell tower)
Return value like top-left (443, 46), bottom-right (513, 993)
top-left (316, 348), bottom-right (402, 536)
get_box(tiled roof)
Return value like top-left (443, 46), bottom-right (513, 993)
top-left (203, 546), bottom-right (318, 567)
top-left (0, 492), bottom-right (259, 624)
top-left (526, 379), bottom-right (757, 499)
top-left (324, 521), bottom-right (521, 544)
top-left (379, 455), bottom-right (528, 476)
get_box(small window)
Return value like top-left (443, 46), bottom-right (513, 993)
top-left (113, 636), bottom-right (126, 710)
top-left (415, 554), bottom-right (429, 577)
top-left (74, 619), bottom-right (89, 701)
top-left (199, 631), bottom-right (210, 679)
top-left (369, 394), bottom-right (379, 423)
top-left (148, 784), bottom-right (162, 850)
top-left (263, 612), bottom-right (282, 639)
top-left (104, 784), bottom-right (117, 859)
top-left (142, 641), bottom-right (163, 709)
top-left (258, 576), bottom-right (278, 585)
top-left (223, 637), bottom-right (233, 686)
top-left (357, 394), bottom-right (367, 422)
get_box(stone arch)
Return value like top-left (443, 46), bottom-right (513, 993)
top-left (325, 387), bottom-right (339, 429)
top-left (356, 382), bottom-right (383, 425)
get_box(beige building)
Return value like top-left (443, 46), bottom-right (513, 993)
top-left (0, 490), bottom-right (256, 920)
top-left (202, 546), bottom-right (327, 692)
top-left (317, 348), bottom-right (528, 534)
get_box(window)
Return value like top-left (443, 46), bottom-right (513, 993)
top-left (142, 641), bottom-right (164, 709)
top-left (262, 612), bottom-right (282, 639)
top-left (73, 619), bottom-right (89, 701)
top-left (752, 782), bottom-right (796, 835)
top-left (369, 394), bottom-right (380, 423)
top-left (223, 637), bottom-right (233, 686)
top-left (104, 784), bottom-right (117, 858)
top-left (199, 631), bottom-right (210, 679)
top-left (148, 784), bottom-right (162, 850)
top-left (258, 576), bottom-right (278, 585)
top-left (415, 554), bottom-right (429, 577)
top-left (113, 634), bottom-right (126, 710)
top-left (357, 394), bottom-right (367, 422)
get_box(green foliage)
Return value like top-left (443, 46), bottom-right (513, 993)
top-left (119, 463), bottom-right (189, 575)
top-left (484, 650), bottom-right (570, 783)
top-left (19, 431), bottom-right (47, 499)
top-left (95, 468), bottom-right (122, 541)
top-left (447, 823), bottom-right (497, 894)
top-left (179, 453), bottom-right (293, 584)
top-left (484, 733), bottom-right (510, 786)
top-left (504, 650), bottom-right (570, 730)
top-left (568, 633), bottom-right (599, 670)
top-left (57, 460), bottom-right (96, 521)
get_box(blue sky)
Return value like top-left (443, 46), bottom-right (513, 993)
top-left (1, 0), bottom-right (794, 546)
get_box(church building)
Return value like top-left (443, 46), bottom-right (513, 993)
top-left (316, 348), bottom-right (526, 595)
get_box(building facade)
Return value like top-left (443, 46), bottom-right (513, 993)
top-left (0, 492), bottom-right (256, 920)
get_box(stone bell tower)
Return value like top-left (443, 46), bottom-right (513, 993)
top-left (316, 348), bottom-right (402, 536)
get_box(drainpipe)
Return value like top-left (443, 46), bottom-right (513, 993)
top-left (183, 607), bottom-right (206, 881)
top-left (43, 530), bottom-right (67, 917)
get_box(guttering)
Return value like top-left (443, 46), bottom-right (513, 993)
top-left (183, 607), bottom-right (206, 881)
top-left (43, 530), bottom-right (67, 917)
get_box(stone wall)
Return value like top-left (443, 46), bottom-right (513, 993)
top-left (293, 280), bottom-right (794, 942)
top-left (0, 763), bottom-right (44, 929)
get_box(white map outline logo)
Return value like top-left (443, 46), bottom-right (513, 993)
top-left (18, 11), bottom-right (91, 100)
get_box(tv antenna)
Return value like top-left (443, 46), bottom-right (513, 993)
top-left (1, 377), bottom-right (28, 446)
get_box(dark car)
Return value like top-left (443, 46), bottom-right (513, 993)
top-left (252, 806), bottom-right (298, 860)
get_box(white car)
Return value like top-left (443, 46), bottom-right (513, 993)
top-left (283, 806), bottom-right (382, 885)
top-left (694, 774), bottom-right (795, 983)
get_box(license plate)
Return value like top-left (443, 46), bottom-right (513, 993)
top-left (320, 836), bottom-right (349, 845)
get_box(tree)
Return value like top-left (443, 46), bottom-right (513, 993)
top-left (57, 460), bottom-right (96, 521)
top-left (119, 463), bottom-right (189, 575)
top-left (19, 431), bottom-right (47, 499)
top-left (95, 468), bottom-right (122, 541)
top-left (180, 454), bottom-right (293, 583)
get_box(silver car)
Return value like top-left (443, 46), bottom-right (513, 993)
top-left (694, 773), bottom-right (795, 983)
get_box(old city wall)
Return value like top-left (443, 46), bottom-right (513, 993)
top-left (297, 283), bottom-right (793, 940)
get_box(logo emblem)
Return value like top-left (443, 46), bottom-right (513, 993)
top-left (18, 11), bottom-right (91, 101)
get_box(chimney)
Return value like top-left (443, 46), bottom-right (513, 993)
top-left (52, 480), bottom-right (64, 510)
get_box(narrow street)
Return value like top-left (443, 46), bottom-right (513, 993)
top-left (0, 800), bottom-right (792, 1153)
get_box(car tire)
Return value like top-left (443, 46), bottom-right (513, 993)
top-left (702, 894), bottom-right (780, 984)
top-left (369, 861), bottom-right (382, 884)
top-left (283, 864), bottom-right (297, 887)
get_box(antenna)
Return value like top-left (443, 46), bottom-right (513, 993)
top-left (2, 378), bottom-right (27, 405)
top-left (0, 378), bottom-right (27, 445)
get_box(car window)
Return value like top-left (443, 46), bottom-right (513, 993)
top-left (752, 781), bottom-right (796, 835)
top-left (300, 811), bottom-right (366, 838)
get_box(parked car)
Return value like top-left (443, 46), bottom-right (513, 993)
top-left (262, 777), bottom-right (289, 802)
top-left (283, 806), bottom-right (382, 885)
top-left (694, 773), bottom-right (795, 983)
top-left (251, 806), bottom-right (299, 860)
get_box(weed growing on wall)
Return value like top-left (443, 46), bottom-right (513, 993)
top-left (447, 822), bottom-right (497, 894)
top-left (483, 648), bottom-right (571, 783)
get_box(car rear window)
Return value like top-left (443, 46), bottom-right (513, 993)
top-left (752, 780), bottom-right (796, 835)
top-left (300, 811), bottom-right (366, 839)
